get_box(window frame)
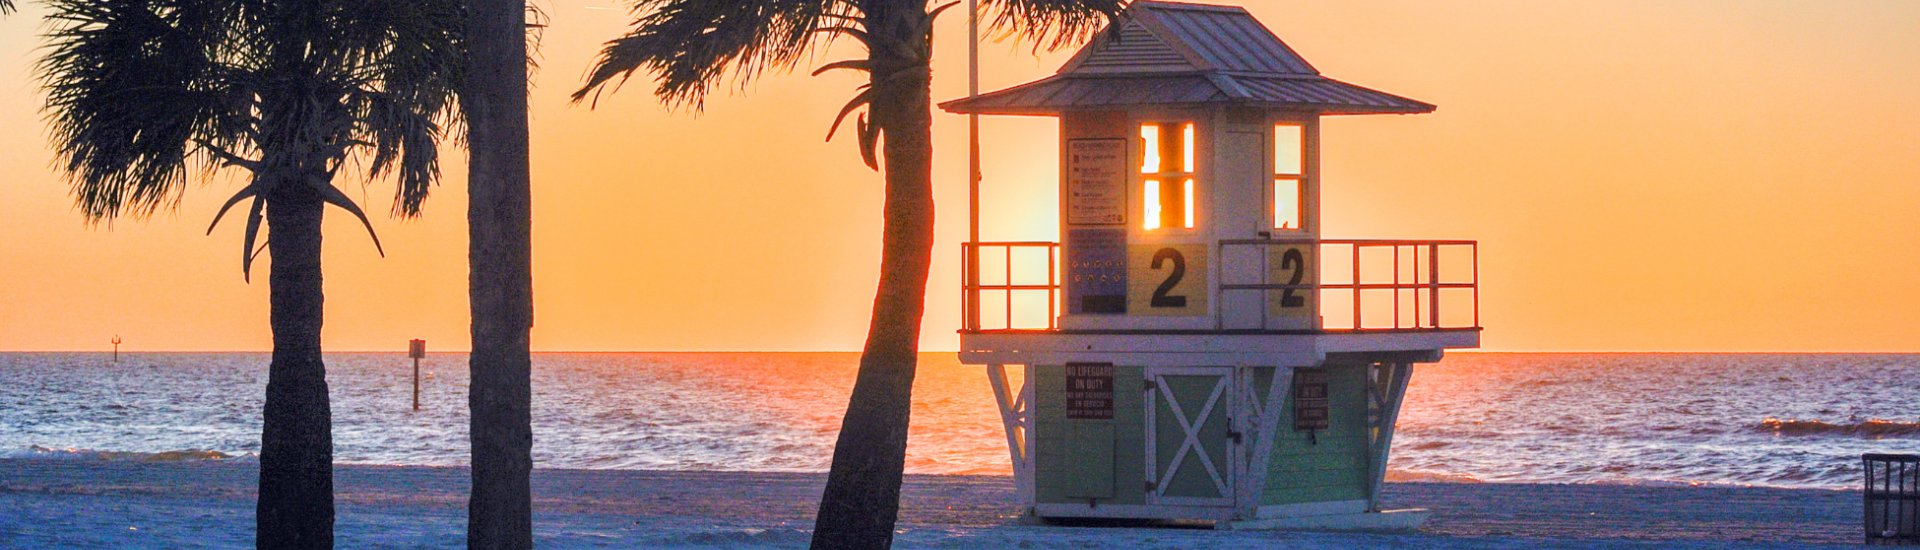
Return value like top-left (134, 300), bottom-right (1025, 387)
top-left (1139, 121), bottom-right (1199, 232)
top-left (1271, 122), bottom-right (1308, 233)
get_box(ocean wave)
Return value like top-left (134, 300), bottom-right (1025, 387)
top-left (1755, 418), bottom-right (1920, 438)
top-left (4, 445), bottom-right (247, 462)
top-left (1385, 469), bottom-right (1482, 483)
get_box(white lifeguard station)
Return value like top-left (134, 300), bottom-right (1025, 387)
top-left (943, 1), bottom-right (1480, 530)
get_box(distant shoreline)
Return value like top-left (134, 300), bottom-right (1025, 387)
top-left (0, 458), bottom-right (1863, 548)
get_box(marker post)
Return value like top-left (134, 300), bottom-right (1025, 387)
top-left (408, 339), bottom-right (426, 411)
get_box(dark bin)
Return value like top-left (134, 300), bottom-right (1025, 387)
top-left (1866, 454), bottom-right (1920, 546)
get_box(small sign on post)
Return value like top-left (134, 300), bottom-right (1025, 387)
top-left (408, 339), bottom-right (425, 411)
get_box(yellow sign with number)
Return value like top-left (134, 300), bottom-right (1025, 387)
top-left (1266, 244), bottom-right (1316, 321)
top-left (1128, 244), bottom-right (1208, 317)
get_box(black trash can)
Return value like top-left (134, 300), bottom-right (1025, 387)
top-left (1866, 454), bottom-right (1919, 546)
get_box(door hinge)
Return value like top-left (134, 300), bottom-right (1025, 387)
top-left (1144, 379), bottom-right (1158, 391)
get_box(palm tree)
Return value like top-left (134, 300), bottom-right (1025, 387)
top-left (38, 0), bottom-right (463, 546)
top-left (463, 0), bottom-right (535, 548)
top-left (574, 1), bottom-right (1124, 547)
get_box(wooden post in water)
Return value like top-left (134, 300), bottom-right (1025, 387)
top-left (408, 339), bottom-right (426, 411)
top-left (110, 335), bottom-right (121, 363)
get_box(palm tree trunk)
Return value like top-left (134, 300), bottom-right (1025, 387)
top-left (811, 7), bottom-right (936, 548)
top-left (257, 181), bottom-right (334, 549)
top-left (465, 0), bottom-right (535, 547)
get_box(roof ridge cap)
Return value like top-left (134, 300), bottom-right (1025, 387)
top-left (1134, 1), bottom-right (1250, 14)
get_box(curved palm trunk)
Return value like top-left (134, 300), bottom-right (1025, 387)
top-left (811, 7), bottom-right (937, 548)
top-left (465, 0), bottom-right (536, 547)
top-left (257, 182), bottom-right (334, 549)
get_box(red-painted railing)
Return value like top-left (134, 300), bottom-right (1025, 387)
top-left (961, 242), bottom-right (1060, 331)
top-left (1218, 239), bottom-right (1479, 331)
top-left (961, 239), bottom-right (1478, 332)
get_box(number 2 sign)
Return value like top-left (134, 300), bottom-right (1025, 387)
top-left (1128, 244), bottom-right (1208, 316)
top-left (1267, 244), bottom-right (1316, 321)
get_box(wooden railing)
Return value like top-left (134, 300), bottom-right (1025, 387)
top-left (961, 242), bottom-right (1060, 331)
top-left (962, 239), bottom-right (1479, 332)
top-left (1218, 239), bottom-right (1479, 331)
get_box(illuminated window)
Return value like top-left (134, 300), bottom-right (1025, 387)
top-left (1141, 122), bottom-right (1196, 231)
top-left (1140, 126), bottom-right (1161, 174)
top-left (1274, 179), bottom-right (1301, 229)
top-left (1274, 124), bottom-right (1304, 231)
top-left (1183, 179), bottom-right (1195, 229)
top-left (1184, 124), bottom-right (1196, 172)
top-left (1275, 124), bottom-right (1303, 175)
top-left (1143, 180), bottom-right (1162, 230)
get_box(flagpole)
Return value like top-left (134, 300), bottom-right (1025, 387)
top-left (965, 0), bottom-right (981, 331)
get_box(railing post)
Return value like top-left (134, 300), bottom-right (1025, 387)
top-left (1393, 244), bottom-right (1402, 329)
top-left (1412, 245), bottom-right (1423, 329)
top-left (1429, 243), bottom-right (1442, 329)
top-left (1004, 246), bottom-right (1014, 330)
top-left (964, 243), bottom-right (978, 331)
top-left (1351, 244), bottom-right (1362, 330)
top-left (1052, 246), bottom-right (1067, 330)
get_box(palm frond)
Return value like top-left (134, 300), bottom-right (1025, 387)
top-left (335, 0), bottom-right (466, 217)
top-left (39, 0), bottom-right (468, 275)
top-left (981, 0), bottom-right (1128, 51)
top-left (1, 0), bottom-right (16, 16)
top-left (38, 0), bottom-right (252, 221)
top-left (572, 0), bottom-right (847, 109)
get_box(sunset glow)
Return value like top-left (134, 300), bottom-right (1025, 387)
top-left (1, 1), bottom-right (1917, 352)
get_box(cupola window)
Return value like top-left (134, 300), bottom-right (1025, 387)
top-left (1141, 122), bottom-right (1196, 231)
top-left (1274, 123), bottom-right (1305, 231)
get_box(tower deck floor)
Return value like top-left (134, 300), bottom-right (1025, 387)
top-left (959, 328), bottom-right (1479, 366)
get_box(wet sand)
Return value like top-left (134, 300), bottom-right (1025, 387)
top-left (0, 458), bottom-right (1862, 548)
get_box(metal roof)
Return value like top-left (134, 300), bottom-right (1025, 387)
top-left (943, 1), bottom-right (1432, 116)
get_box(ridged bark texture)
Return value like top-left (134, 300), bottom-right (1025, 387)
top-left (465, 0), bottom-right (535, 547)
top-left (810, 4), bottom-right (936, 549)
top-left (256, 182), bottom-right (334, 549)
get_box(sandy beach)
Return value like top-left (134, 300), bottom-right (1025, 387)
top-left (0, 458), bottom-right (1862, 548)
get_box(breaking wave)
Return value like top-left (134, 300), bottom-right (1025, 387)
top-left (5, 445), bottom-right (244, 462)
top-left (1385, 469), bottom-right (1483, 483)
top-left (1755, 418), bottom-right (1920, 438)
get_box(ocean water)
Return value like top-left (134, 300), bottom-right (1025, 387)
top-left (0, 352), bottom-right (1913, 490)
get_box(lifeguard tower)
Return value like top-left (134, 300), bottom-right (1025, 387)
top-left (943, 1), bottom-right (1480, 530)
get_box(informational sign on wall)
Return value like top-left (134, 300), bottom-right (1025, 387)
top-left (1065, 363), bottom-right (1115, 420)
top-left (1067, 228), bottom-right (1127, 314)
top-left (1266, 244), bottom-right (1317, 320)
top-left (1293, 367), bottom-right (1330, 431)
top-left (1128, 244), bottom-right (1209, 317)
top-left (1066, 139), bottom-right (1127, 226)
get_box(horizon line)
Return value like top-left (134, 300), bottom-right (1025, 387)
top-left (2, 349), bottom-right (1916, 355)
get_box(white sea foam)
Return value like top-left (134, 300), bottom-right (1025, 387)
top-left (0, 444), bottom-right (251, 462)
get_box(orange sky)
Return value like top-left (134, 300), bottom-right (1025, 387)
top-left (2, 0), bottom-right (1918, 353)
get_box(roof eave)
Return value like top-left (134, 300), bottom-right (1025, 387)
top-left (941, 99), bottom-right (1436, 117)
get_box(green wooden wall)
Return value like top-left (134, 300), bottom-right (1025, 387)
top-left (1030, 363), bottom-right (1373, 509)
top-left (1033, 364), bottom-right (1147, 505)
top-left (1262, 363), bottom-right (1370, 505)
